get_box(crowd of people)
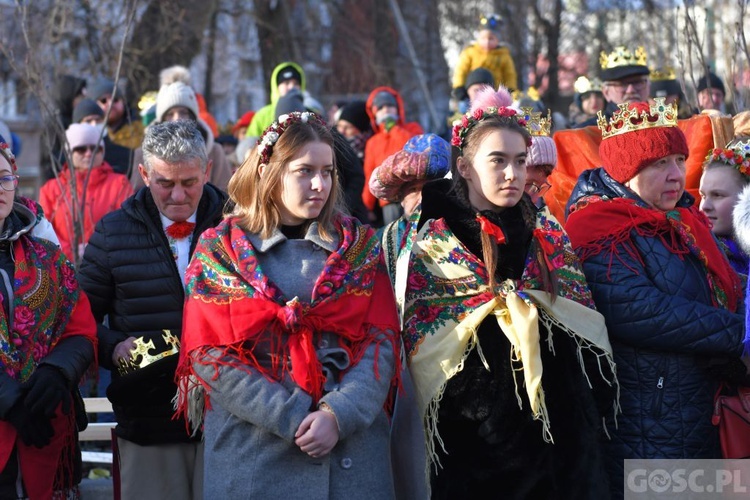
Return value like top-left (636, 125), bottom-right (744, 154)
top-left (1, 10), bottom-right (750, 499)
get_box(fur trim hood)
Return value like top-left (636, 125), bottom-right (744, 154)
top-left (732, 183), bottom-right (750, 255)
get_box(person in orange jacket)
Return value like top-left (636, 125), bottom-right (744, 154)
top-left (362, 87), bottom-right (423, 226)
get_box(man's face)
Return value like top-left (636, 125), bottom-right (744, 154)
top-left (278, 79), bottom-right (300, 98)
top-left (97, 93), bottom-right (124, 125)
top-left (698, 88), bottom-right (725, 111)
top-left (139, 156), bottom-right (211, 222)
top-left (602, 75), bottom-right (650, 104)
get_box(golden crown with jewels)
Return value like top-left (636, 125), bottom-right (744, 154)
top-left (597, 98), bottom-right (678, 140)
top-left (650, 66), bottom-right (676, 81)
top-left (600, 46), bottom-right (648, 70)
top-left (117, 329), bottom-right (181, 375)
top-left (520, 107), bottom-right (552, 136)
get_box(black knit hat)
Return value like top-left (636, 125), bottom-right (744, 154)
top-left (696, 71), bottom-right (725, 96)
top-left (72, 98), bottom-right (105, 124)
top-left (276, 66), bottom-right (302, 87)
top-left (338, 100), bottom-right (372, 134)
top-left (465, 68), bottom-right (495, 91)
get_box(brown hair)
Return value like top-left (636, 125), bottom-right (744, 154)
top-left (451, 115), bottom-right (532, 292)
top-left (228, 120), bottom-right (342, 240)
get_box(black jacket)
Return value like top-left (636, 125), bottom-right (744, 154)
top-left (78, 183), bottom-right (228, 445)
top-left (567, 168), bottom-right (745, 498)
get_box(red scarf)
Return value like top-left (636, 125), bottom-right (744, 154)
top-left (566, 197), bottom-right (741, 312)
top-left (176, 216), bottom-right (400, 421)
top-left (0, 235), bottom-right (97, 499)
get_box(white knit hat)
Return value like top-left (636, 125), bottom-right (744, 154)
top-left (155, 82), bottom-right (200, 123)
top-left (527, 136), bottom-right (557, 169)
top-left (66, 123), bottom-right (105, 151)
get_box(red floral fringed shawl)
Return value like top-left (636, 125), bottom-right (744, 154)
top-left (175, 215), bottom-right (401, 432)
top-left (0, 233), bottom-right (97, 500)
top-left (566, 197), bottom-right (741, 313)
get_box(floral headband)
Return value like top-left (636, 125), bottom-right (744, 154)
top-left (450, 107), bottom-right (529, 150)
top-left (0, 139), bottom-right (17, 173)
top-left (258, 111), bottom-right (327, 164)
top-left (704, 139), bottom-right (750, 176)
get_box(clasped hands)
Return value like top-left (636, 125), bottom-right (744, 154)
top-left (294, 405), bottom-right (340, 458)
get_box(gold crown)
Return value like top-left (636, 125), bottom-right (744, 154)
top-left (650, 66), bottom-right (676, 81)
top-left (117, 330), bottom-right (180, 375)
top-left (600, 46), bottom-right (648, 70)
top-left (597, 98), bottom-right (678, 139)
top-left (574, 76), bottom-right (603, 94)
top-left (520, 107), bottom-right (552, 136)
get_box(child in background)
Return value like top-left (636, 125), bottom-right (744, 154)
top-left (451, 14), bottom-right (518, 103)
top-left (700, 138), bottom-right (750, 273)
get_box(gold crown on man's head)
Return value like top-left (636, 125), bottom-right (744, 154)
top-left (650, 67), bottom-right (676, 81)
top-left (597, 97), bottom-right (678, 139)
top-left (600, 46), bottom-right (648, 70)
top-left (520, 107), bottom-right (552, 136)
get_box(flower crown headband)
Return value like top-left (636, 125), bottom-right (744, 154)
top-left (704, 139), bottom-right (750, 177)
top-left (450, 107), bottom-right (529, 150)
top-left (0, 139), bottom-right (17, 173)
top-left (258, 111), bottom-right (327, 164)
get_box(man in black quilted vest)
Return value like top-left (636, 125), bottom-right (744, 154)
top-left (78, 120), bottom-right (228, 500)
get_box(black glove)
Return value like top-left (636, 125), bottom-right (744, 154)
top-left (5, 400), bottom-right (54, 448)
top-left (22, 366), bottom-right (71, 418)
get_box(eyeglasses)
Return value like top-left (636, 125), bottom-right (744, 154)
top-left (72, 145), bottom-right (103, 155)
top-left (0, 175), bottom-right (19, 192)
top-left (525, 181), bottom-right (551, 196)
top-left (606, 78), bottom-right (649, 90)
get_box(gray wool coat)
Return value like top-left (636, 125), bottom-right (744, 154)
top-left (193, 224), bottom-right (397, 500)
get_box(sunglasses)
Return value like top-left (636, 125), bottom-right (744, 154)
top-left (97, 95), bottom-right (120, 105)
top-left (73, 145), bottom-right (103, 154)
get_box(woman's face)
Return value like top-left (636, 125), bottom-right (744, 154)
top-left (581, 93), bottom-right (604, 115)
top-left (275, 141), bottom-right (334, 226)
top-left (0, 157), bottom-right (15, 225)
top-left (625, 153), bottom-right (687, 211)
top-left (699, 165), bottom-right (745, 237)
top-left (457, 128), bottom-right (527, 212)
top-left (71, 144), bottom-right (104, 171)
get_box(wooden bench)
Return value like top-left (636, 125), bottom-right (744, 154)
top-left (80, 397), bottom-right (115, 464)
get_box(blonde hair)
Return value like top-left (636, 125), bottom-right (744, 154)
top-left (228, 120), bottom-right (342, 240)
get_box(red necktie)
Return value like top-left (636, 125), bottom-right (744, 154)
top-left (166, 221), bottom-right (196, 240)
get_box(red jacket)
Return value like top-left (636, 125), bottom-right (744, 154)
top-left (362, 86), bottom-right (424, 210)
top-left (39, 162), bottom-right (133, 262)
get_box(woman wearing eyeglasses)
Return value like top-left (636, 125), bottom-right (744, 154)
top-left (39, 123), bottom-right (133, 264)
top-left (524, 135), bottom-right (556, 208)
top-left (0, 138), bottom-right (97, 499)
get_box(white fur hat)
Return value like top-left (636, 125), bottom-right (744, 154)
top-left (155, 82), bottom-right (200, 123)
top-left (527, 136), bottom-right (557, 169)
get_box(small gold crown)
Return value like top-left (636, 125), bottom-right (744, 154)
top-left (574, 76), bottom-right (603, 94)
top-left (597, 97), bottom-right (678, 140)
top-left (600, 46), bottom-right (648, 70)
top-left (118, 329), bottom-right (180, 375)
top-left (520, 107), bottom-right (552, 136)
top-left (650, 66), bottom-right (676, 81)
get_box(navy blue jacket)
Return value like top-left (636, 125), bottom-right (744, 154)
top-left (567, 168), bottom-right (745, 497)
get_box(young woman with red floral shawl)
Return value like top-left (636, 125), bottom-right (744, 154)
top-left (565, 99), bottom-right (746, 499)
top-left (399, 86), bottom-right (617, 499)
top-left (0, 139), bottom-right (97, 499)
top-left (175, 112), bottom-right (401, 499)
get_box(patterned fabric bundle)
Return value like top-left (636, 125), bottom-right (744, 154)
top-left (175, 215), bottom-right (401, 432)
top-left (401, 207), bottom-right (617, 467)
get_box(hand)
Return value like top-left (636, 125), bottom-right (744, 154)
top-left (5, 400), bottom-right (54, 448)
top-left (294, 410), bottom-right (339, 458)
top-left (112, 337), bottom-right (138, 367)
top-left (22, 366), bottom-right (71, 417)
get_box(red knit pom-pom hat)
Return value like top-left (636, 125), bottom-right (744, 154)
top-left (599, 101), bottom-right (689, 183)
